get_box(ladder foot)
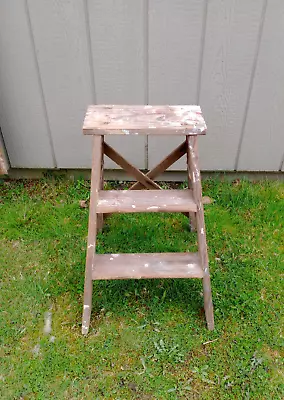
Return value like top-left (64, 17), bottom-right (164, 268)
top-left (203, 277), bottom-right (214, 331)
top-left (82, 304), bottom-right (91, 335)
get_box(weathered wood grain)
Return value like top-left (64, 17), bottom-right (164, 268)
top-left (83, 105), bottom-right (207, 136)
top-left (187, 136), bottom-right (214, 330)
top-left (82, 136), bottom-right (102, 335)
top-left (92, 252), bottom-right (203, 280)
top-left (186, 139), bottom-right (197, 232)
top-left (97, 189), bottom-right (197, 214)
top-left (97, 136), bottom-right (104, 232)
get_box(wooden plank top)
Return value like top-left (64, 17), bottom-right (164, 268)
top-left (92, 252), bottom-right (203, 280)
top-left (83, 105), bottom-right (207, 135)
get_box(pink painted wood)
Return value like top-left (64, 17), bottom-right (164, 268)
top-left (83, 105), bottom-right (207, 136)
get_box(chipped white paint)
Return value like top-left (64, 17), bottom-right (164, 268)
top-left (144, 263), bottom-right (149, 268)
top-left (111, 254), bottom-right (119, 258)
top-left (43, 311), bottom-right (52, 335)
top-left (194, 172), bottom-right (200, 182)
top-left (132, 205), bottom-right (136, 209)
top-left (200, 228), bottom-right (205, 235)
top-left (83, 305), bottom-right (90, 310)
top-left (88, 244), bottom-right (94, 249)
top-left (110, 257), bottom-right (114, 261)
top-left (82, 319), bottom-right (88, 332)
top-left (32, 344), bottom-right (41, 356)
top-left (84, 105), bottom-right (206, 135)
top-left (147, 206), bottom-right (159, 210)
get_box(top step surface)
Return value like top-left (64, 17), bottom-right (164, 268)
top-left (83, 105), bottom-right (207, 136)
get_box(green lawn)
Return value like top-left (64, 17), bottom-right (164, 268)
top-left (0, 177), bottom-right (283, 399)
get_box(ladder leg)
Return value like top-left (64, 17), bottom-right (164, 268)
top-left (186, 136), bottom-right (197, 231)
top-left (187, 136), bottom-right (214, 330)
top-left (82, 136), bottom-right (103, 335)
top-left (97, 136), bottom-right (104, 232)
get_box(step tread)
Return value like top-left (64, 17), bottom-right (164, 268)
top-left (97, 189), bottom-right (197, 213)
top-left (92, 252), bottom-right (203, 280)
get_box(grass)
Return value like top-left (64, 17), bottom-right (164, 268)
top-left (0, 177), bottom-right (283, 399)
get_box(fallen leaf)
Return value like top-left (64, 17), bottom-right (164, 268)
top-left (79, 200), bottom-right (88, 208)
top-left (203, 196), bottom-right (213, 204)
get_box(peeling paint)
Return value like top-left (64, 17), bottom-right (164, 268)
top-left (43, 311), bottom-right (52, 335)
top-left (147, 206), bottom-right (159, 210)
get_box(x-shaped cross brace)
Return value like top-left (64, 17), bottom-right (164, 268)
top-left (104, 140), bottom-right (186, 189)
top-left (102, 140), bottom-right (196, 229)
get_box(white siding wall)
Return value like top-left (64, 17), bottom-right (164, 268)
top-left (0, 0), bottom-right (283, 172)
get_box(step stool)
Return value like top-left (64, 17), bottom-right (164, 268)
top-left (82, 105), bottom-right (214, 334)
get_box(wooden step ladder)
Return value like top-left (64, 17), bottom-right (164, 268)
top-left (81, 105), bottom-right (214, 334)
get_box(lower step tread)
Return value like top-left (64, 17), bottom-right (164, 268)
top-left (97, 189), bottom-right (197, 213)
top-left (92, 252), bottom-right (203, 280)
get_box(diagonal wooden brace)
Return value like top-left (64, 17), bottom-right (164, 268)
top-left (104, 140), bottom-right (191, 219)
top-left (104, 142), bottom-right (162, 190)
top-left (130, 141), bottom-right (187, 190)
